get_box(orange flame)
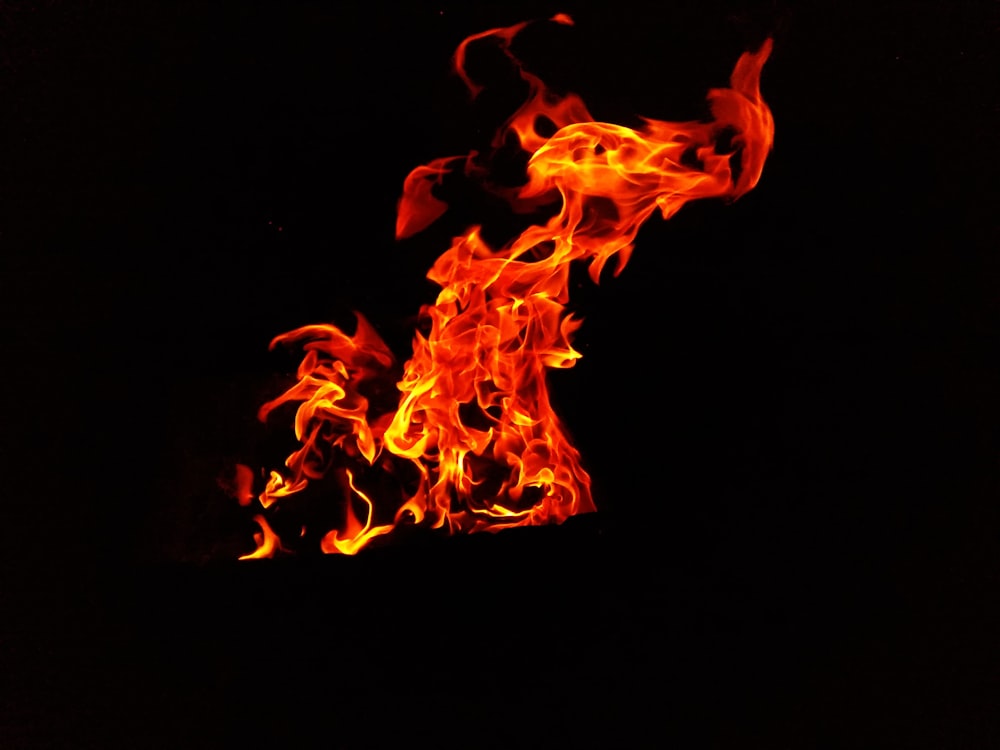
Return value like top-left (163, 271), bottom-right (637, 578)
top-left (239, 514), bottom-right (283, 560)
top-left (236, 16), bottom-right (774, 558)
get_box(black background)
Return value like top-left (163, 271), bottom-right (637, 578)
top-left (2, 0), bottom-right (998, 747)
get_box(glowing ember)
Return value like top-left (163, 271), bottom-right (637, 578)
top-left (233, 14), bottom-right (775, 557)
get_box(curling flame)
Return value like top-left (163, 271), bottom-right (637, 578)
top-left (239, 515), bottom-right (283, 560)
top-left (236, 16), bottom-right (774, 558)
top-left (319, 470), bottom-right (395, 555)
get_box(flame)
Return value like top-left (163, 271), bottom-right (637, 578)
top-left (239, 514), bottom-right (283, 560)
top-left (219, 463), bottom-right (255, 507)
top-left (235, 16), bottom-right (774, 558)
top-left (319, 470), bottom-right (395, 556)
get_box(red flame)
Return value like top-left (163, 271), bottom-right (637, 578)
top-left (235, 16), bottom-right (774, 557)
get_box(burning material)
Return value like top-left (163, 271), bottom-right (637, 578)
top-left (232, 14), bottom-right (774, 558)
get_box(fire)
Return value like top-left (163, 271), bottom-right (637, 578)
top-left (233, 15), bottom-right (775, 557)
